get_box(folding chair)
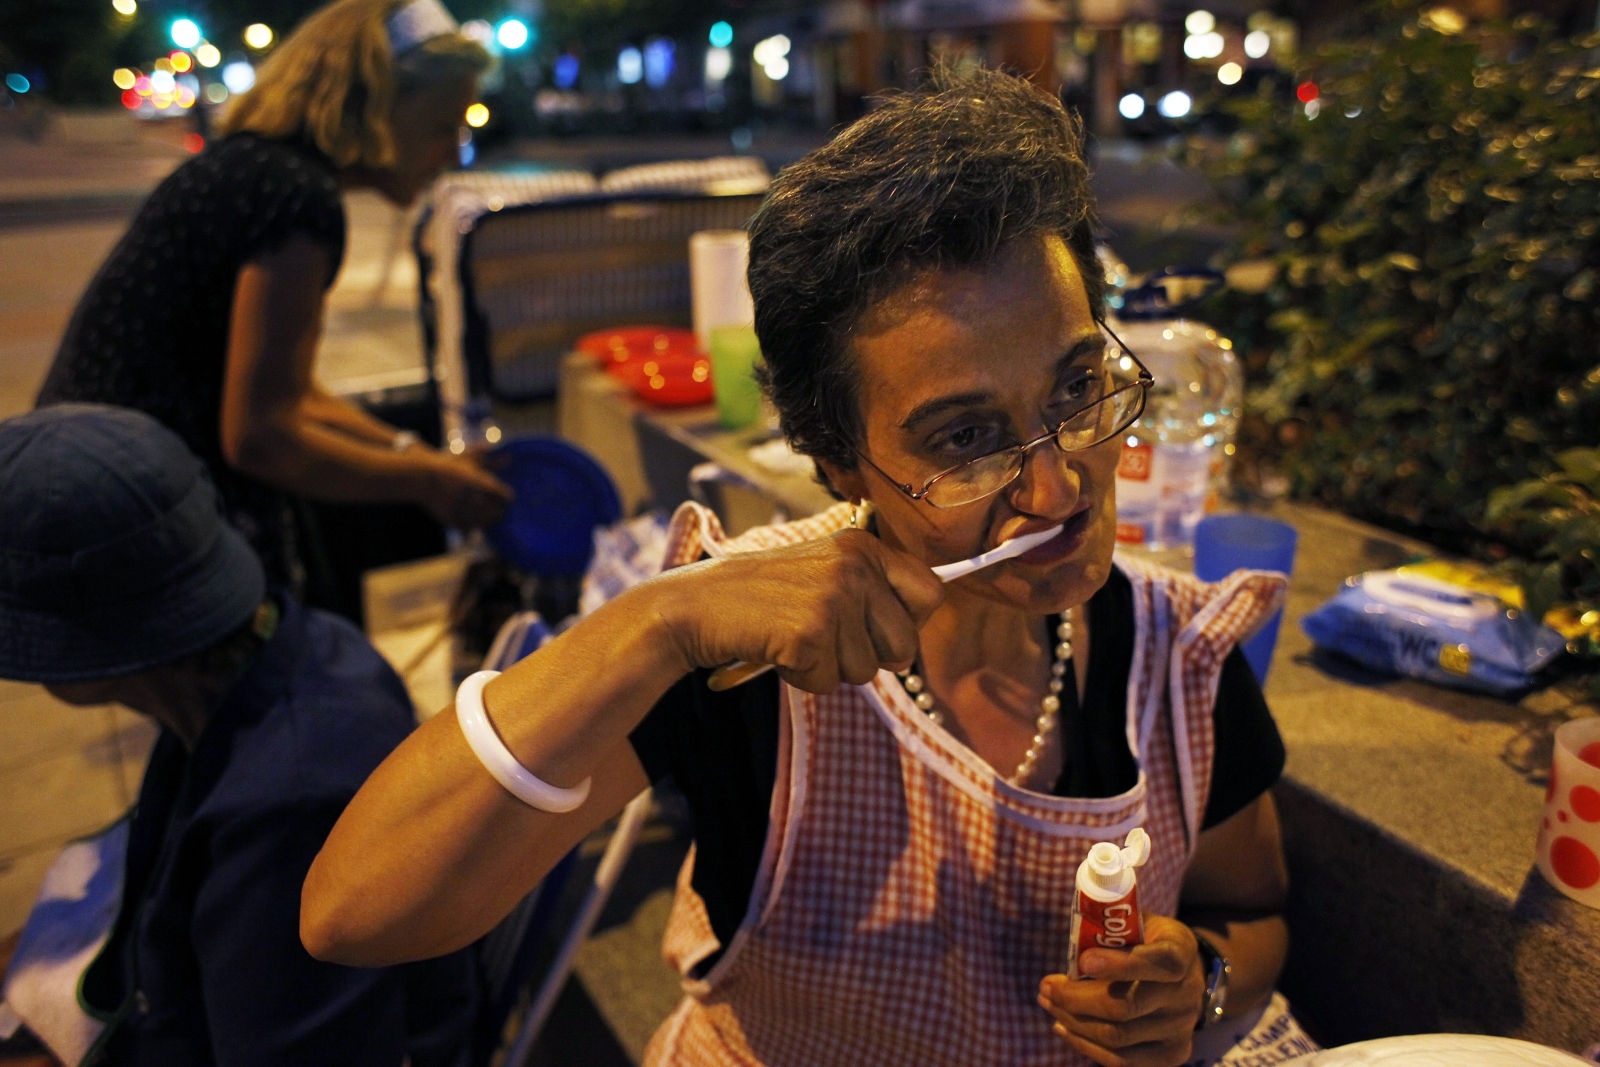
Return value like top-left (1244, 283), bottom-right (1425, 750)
top-left (456, 188), bottom-right (768, 402)
top-left (466, 612), bottom-right (655, 1066)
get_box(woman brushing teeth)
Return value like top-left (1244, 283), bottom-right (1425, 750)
top-left (305, 68), bottom-right (1313, 1067)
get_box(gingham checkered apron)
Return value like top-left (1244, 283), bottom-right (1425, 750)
top-left (643, 503), bottom-right (1289, 1067)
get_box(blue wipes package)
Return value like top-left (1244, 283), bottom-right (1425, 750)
top-left (1300, 569), bottom-right (1565, 695)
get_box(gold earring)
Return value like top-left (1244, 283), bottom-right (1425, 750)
top-left (850, 500), bottom-right (874, 530)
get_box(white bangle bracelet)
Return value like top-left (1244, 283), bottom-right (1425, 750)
top-left (455, 670), bottom-right (592, 813)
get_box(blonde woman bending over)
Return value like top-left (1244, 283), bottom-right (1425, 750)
top-left (38, 0), bottom-right (510, 606)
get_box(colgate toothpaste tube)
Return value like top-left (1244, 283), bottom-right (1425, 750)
top-left (1067, 827), bottom-right (1151, 980)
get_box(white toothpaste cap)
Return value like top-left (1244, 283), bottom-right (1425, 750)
top-left (1082, 828), bottom-right (1151, 894)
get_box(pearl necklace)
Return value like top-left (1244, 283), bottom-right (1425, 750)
top-left (897, 615), bottom-right (1075, 787)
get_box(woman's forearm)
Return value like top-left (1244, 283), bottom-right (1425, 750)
top-left (226, 397), bottom-right (436, 503)
top-left (303, 575), bottom-right (698, 966)
top-left (302, 387), bottom-right (409, 447)
top-left (1187, 911), bottom-right (1288, 1021)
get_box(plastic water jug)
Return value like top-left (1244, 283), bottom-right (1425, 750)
top-left (1111, 268), bottom-right (1242, 553)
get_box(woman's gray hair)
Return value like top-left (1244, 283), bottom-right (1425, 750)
top-left (748, 65), bottom-right (1102, 478)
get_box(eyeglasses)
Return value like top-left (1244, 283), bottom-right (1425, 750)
top-left (857, 325), bottom-right (1153, 509)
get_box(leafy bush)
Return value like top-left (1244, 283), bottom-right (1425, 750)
top-left (1486, 448), bottom-right (1600, 688)
top-left (1194, 6), bottom-right (1600, 554)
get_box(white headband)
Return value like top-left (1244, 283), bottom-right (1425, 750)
top-left (387, 0), bottom-right (459, 56)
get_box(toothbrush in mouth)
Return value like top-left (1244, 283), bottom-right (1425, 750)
top-left (705, 523), bottom-right (1066, 691)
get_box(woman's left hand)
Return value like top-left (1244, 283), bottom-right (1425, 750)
top-left (1037, 915), bottom-right (1205, 1067)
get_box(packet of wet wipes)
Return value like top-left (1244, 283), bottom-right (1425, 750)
top-left (1300, 569), bottom-right (1564, 695)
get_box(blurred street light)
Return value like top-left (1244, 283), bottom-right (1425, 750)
top-left (753, 35), bottom-right (790, 81)
top-left (196, 43), bottom-right (221, 67)
top-left (206, 83), bottom-right (227, 103)
top-left (644, 38), bottom-right (674, 88)
top-left (222, 61), bottom-right (255, 93)
top-left (112, 0), bottom-right (137, 14)
top-left (170, 51), bottom-right (192, 71)
top-left (150, 69), bottom-right (175, 93)
top-left (465, 102), bottom-right (489, 127)
top-left (1217, 61), bottom-right (1242, 84)
top-left (496, 19), bottom-right (529, 50)
top-left (1158, 90), bottom-right (1192, 117)
top-left (704, 46), bottom-right (731, 84)
top-left (244, 24), bottom-right (274, 49)
top-left (618, 46), bottom-right (642, 84)
top-left (1184, 31), bottom-right (1223, 59)
top-left (1119, 93), bottom-right (1145, 119)
top-left (554, 54), bottom-right (579, 88)
top-left (5, 73), bottom-right (29, 94)
top-left (1184, 10), bottom-right (1214, 34)
top-left (170, 19), bottom-right (202, 50)
top-left (1243, 30), bottom-right (1270, 58)
top-left (709, 22), bottom-right (733, 48)
top-left (113, 68), bottom-right (136, 90)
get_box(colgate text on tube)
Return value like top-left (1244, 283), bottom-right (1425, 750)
top-left (1067, 828), bottom-right (1152, 979)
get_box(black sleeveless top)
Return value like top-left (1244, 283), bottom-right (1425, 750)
top-left (37, 132), bottom-right (346, 589)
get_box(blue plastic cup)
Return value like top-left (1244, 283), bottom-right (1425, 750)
top-left (1193, 514), bottom-right (1298, 684)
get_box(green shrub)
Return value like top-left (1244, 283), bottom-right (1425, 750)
top-left (1194, 5), bottom-right (1600, 554)
top-left (1486, 448), bottom-right (1600, 689)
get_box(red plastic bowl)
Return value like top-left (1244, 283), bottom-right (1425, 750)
top-left (609, 352), bottom-right (714, 407)
top-left (576, 327), bottom-right (699, 369)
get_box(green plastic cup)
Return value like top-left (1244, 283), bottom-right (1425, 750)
top-left (710, 325), bottom-right (763, 430)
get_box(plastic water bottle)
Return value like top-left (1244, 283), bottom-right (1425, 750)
top-left (1111, 269), bottom-right (1242, 554)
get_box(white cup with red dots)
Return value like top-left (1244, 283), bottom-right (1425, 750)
top-left (1537, 717), bottom-right (1600, 908)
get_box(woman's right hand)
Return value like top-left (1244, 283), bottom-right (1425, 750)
top-left (415, 449), bottom-right (514, 529)
top-left (653, 529), bottom-right (947, 694)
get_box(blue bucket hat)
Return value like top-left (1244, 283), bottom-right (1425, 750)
top-left (0, 404), bottom-right (266, 682)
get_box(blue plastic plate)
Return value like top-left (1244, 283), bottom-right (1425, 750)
top-left (485, 437), bottom-right (622, 577)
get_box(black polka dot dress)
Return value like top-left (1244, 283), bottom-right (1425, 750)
top-left (37, 133), bottom-right (347, 592)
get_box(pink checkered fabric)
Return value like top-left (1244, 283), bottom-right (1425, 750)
top-left (644, 504), bottom-right (1288, 1067)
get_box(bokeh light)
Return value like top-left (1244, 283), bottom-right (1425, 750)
top-left (1217, 61), bottom-right (1242, 85)
top-left (1184, 31), bottom-right (1224, 59)
top-left (205, 83), bottom-right (228, 103)
top-left (150, 69), bottom-right (175, 93)
top-left (5, 73), bottom-right (29, 94)
top-left (1158, 90), bottom-right (1192, 118)
top-left (754, 35), bottom-right (790, 80)
top-left (617, 46), bottom-right (642, 84)
top-left (1119, 93), bottom-right (1146, 119)
top-left (244, 23), bottom-right (274, 49)
top-left (169, 51), bottom-right (192, 72)
top-left (644, 38), bottom-right (674, 88)
top-left (708, 22), bottom-right (733, 48)
top-left (170, 19), bottom-right (201, 50)
top-left (554, 54), bottom-right (579, 88)
top-left (704, 47), bottom-right (731, 83)
top-left (1296, 80), bottom-right (1319, 102)
top-left (121, 88), bottom-right (140, 109)
top-left (1185, 10), bottom-right (1215, 34)
top-left (1243, 30), bottom-right (1270, 58)
top-left (196, 43), bottom-right (221, 67)
top-left (496, 19), bottom-right (529, 50)
top-left (113, 68), bottom-right (136, 90)
top-left (111, 0), bottom-right (137, 14)
top-left (222, 61), bottom-right (255, 93)
top-left (465, 102), bottom-right (489, 127)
